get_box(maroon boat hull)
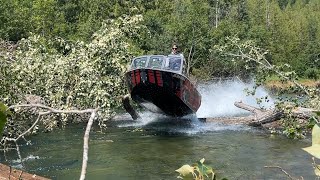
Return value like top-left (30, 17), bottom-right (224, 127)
top-left (125, 69), bottom-right (201, 117)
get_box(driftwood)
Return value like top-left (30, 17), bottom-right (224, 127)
top-left (206, 101), bottom-right (282, 127)
top-left (206, 101), bottom-right (318, 127)
top-left (234, 101), bottom-right (283, 127)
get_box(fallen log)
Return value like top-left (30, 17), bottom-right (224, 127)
top-left (234, 101), bottom-right (283, 127)
top-left (122, 94), bottom-right (140, 120)
top-left (206, 101), bottom-right (318, 127)
top-left (206, 101), bottom-right (282, 127)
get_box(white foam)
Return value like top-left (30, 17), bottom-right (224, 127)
top-left (196, 79), bottom-right (274, 118)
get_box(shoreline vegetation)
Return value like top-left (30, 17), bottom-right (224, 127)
top-left (264, 79), bottom-right (320, 91)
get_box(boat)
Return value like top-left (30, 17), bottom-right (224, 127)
top-left (124, 54), bottom-right (201, 117)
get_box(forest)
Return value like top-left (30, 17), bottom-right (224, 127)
top-left (1, 0), bottom-right (320, 78)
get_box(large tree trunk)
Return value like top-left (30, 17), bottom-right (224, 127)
top-left (206, 101), bottom-right (282, 126)
top-left (206, 101), bottom-right (317, 127)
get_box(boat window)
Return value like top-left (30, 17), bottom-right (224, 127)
top-left (147, 56), bottom-right (164, 69)
top-left (167, 57), bottom-right (181, 71)
top-left (132, 57), bottom-right (148, 68)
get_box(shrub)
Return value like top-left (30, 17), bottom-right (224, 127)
top-left (305, 68), bottom-right (319, 80)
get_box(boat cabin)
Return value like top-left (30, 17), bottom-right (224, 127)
top-left (130, 55), bottom-right (187, 75)
top-left (125, 54), bottom-right (201, 117)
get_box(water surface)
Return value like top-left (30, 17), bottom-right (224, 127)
top-left (5, 116), bottom-right (315, 180)
top-left (2, 80), bottom-right (315, 180)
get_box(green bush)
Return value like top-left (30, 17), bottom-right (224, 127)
top-left (305, 68), bottom-right (319, 80)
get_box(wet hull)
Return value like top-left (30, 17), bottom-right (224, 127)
top-left (125, 69), bottom-right (201, 117)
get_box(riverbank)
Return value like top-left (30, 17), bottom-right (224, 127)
top-left (0, 163), bottom-right (50, 180)
top-left (264, 79), bottom-right (320, 91)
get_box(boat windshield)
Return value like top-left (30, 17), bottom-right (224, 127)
top-left (166, 56), bottom-right (181, 71)
top-left (131, 55), bottom-right (183, 73)
top-left (132, 56), bottom-right (148, 68)
top-left (147, 56), bottom-right (164, 69)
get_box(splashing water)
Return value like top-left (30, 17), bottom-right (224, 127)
top-left (196, 79), bottom-right (275, 118)
top-left (116, 111), bottom-right (252, 134)
top-left (116, 78), bottom-right (274, 134)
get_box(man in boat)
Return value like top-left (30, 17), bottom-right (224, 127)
top-left (170, 43), bottom-right (187, 73)
top-left (171, 43), bottom-right (184, 58)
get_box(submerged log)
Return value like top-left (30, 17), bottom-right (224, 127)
top-left (122, 94), bottom-right (140, 120)
top-left (0, 163), bottom-right (50, 180)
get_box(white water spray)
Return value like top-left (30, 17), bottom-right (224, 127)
top-left (196, 79), bottom-right (275, 118)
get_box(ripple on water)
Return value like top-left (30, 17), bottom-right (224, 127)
top-left (113, 111), bottom-right (253, 135)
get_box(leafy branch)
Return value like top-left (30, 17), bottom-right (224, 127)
top-left (215, 36), bottom-right (309, 95)
top-left (214, 36), bottom-right (320, 138)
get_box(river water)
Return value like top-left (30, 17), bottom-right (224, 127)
top-left (2, 80), bottom-right (317, 179)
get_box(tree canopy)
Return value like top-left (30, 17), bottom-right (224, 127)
top-left (1, 0), bottom-right (319, 79)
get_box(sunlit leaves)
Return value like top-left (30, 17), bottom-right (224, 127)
top-left (176, 165), bottom-right (196, 179)
top-left (176, 158), bottom-right (215, 180)
top-left (303, 124), bottom-right (320, 159)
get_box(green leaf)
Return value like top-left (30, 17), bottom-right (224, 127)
top-left (0, 102), bottom-right (11, 116)
top-left (0, 102), bottom-right (7, 113)
top-left (196, 158), bottom-right (214, 178)
top-left (302, 124), bottom-right (320, 159)
top-left (0, 103), bottom-right (8, 137)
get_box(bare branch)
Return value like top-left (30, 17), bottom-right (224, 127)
top-left (264, 166), bottom-right (298, 180)
top-left (4, 103), bottom-right (99, 179)
top-left (80, 109), bottom-right (98, 180)
top-left (9, 104), bottom-right (96, 114)
top-left (5, 113), bottom-right (43, 143)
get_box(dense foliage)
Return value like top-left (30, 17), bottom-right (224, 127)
top-left (0, 15), bottom-right (144, 135)
top-left (1, 0), bottom-right (319, 79)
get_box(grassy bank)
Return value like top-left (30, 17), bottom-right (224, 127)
top-left (264, 76), bottom-right (320, 91)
